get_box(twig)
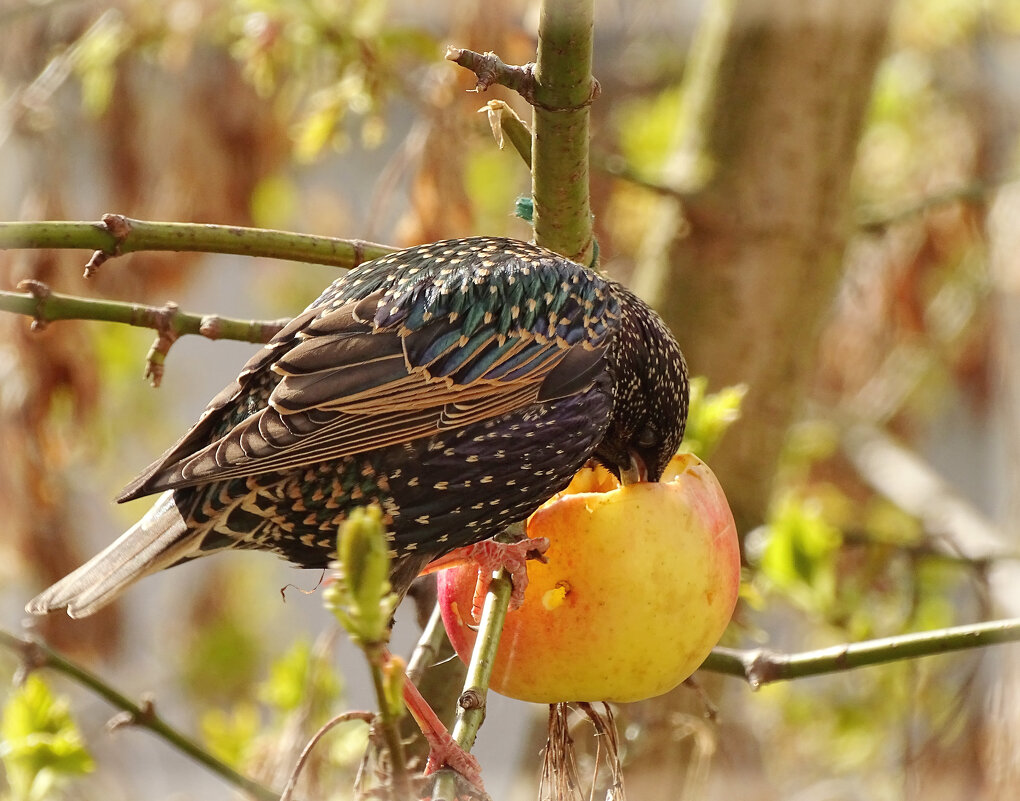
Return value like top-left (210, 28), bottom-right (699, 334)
top-left (0, 629), bottom-right (281, 801)
top-left (430, 572), bottom-right (513, 801)
top-left (366, 649), bottom-right (413, 801)
top-left (591, 152), bottom-right (694, 201)
top-left (445, 47), bottom-right (537, 101)
top-left (841, 422), bottom-right (1011, 563)
top-left (856, 179), bottom-right (1015, 232)
top-left (700, 616), bottom-right (1020, 688)
top-left (1, 282), bottom-right (288, 386)
top-left (279, 711), bottom-right (374, 801)
top-left (0, 215), bottom-right (395, 277)
top-left (406, 602), bottom-right (448, 686)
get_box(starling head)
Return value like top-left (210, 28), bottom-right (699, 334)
top-left (596, 283), bottom-right (689, 484)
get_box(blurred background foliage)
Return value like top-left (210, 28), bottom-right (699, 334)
top-left (2, 1), bottom-right (1019, 800)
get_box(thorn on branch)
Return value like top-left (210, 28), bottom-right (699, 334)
top-left (143, 302), bottom-right (181, 388)
top-left (10, 634), bottom-right (49, 686)
top-left (107, 694), bottom-right (156, 732)
top-left (85, 213), bottom-right (133, 278)
top-left (15, 278), bottom-right (51, 331)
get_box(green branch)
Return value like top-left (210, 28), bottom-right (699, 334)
top-left (701, 616), bottom-right (1020, 688)
top-left (0, 629), bottom-right (281, 801)
top-left (0, 215), bottom-right (395, 276)
top-left (430, 573), bottom-right (513, 801)
top-left (531, 0), bottom-right (598, 264)
top-left (0, 283), bottom-right (286, 343)
top-left (0, 281), bottom-right (288, 386)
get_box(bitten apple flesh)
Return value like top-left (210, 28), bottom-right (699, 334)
top-left (437, 453), bottom-right (740, 704)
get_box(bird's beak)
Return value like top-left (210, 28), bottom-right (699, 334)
top-left (620, 449), bottom-right (649, 485)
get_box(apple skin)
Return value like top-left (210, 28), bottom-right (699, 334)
top-left (437, 453), bottom-right (740, 704)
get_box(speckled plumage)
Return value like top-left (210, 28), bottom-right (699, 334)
top-left (27, 237), bottom-right (689, 618)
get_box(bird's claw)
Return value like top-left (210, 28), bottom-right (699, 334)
top-left (461, 537), bottom-right (550, 617)
top-left (423, 729), bottom-right (484, 784)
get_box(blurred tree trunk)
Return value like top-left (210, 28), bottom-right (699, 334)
top-left (984, 185), bottom-right (1020, 799)
top-left (633, 0), bottom-right (892, 532)
top-left (978, 54), bottom-right (1020, 800)
top-left (621, 2), bottom-right (893, 798)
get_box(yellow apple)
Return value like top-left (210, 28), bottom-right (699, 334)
top-left (437, 453), bottom-right (741, 704)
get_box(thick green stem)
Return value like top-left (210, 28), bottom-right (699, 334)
top-left (0, 216), bottom-right (394, 274)
top-left (531, 0), bottom-right (597, 263)
top-left (0, 630), bottom-right (280, 801)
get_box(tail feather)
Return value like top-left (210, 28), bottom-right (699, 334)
top-left (26, 491), bottom-right (201, 619)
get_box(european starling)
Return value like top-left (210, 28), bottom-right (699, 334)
top-left (27, 236), bottom-right (689, 619)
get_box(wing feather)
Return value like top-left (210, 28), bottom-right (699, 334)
top-left (118, 239), bottom-right (619, 501)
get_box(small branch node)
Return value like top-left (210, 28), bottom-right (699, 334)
top-left (15, 278), bottom-right (52, 331)
top-left (85, 214), bottom-right (133, 277)
top-left (144, 301), bottom-right (181, 388)
top-left (101, 213), bottom-right (133, 239)
top-left (532, 75), bottom-right (601, 113)
top-left (457, 689), bottom-right (485, 711)
top-left (10, 634), bottom-right (48, 685)
top-left (744, 648), bottom-right (778, 689)
top-left (198, 315), bottom-right (222, 339)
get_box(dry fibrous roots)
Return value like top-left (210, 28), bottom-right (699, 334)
top-left (539, 702), bottom-right (625, 801)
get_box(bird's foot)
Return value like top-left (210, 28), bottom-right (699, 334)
top-left (401, 676), bottom-right (486, 793)
top-left (426, 535), bottom-right (551, 619)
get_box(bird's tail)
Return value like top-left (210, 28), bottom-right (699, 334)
top-left (26, 491), bottom-right (202, 618)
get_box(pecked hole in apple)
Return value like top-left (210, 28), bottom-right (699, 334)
top-left (541, 581), bottom-right (570, 610)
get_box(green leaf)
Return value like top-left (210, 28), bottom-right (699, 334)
top-left (257, 638), bottom-right (342, 715)
top-left (199, 702), bottom-right (261, 769)
top-left (679, 377), bottom-right (747, 458)
top-left (1, 676), bottom-right (94, 801)
top-left (758, 494), bottom-right (843, 613)
top-left (71, 11), bottom-right (130, 117)
top-left (615, 85), bottom-right (685, 176)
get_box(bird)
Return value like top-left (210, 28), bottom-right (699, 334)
top-left (26, 236), bottom-right (689, 619)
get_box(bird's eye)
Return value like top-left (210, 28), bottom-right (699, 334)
top-left (636, 424), bottom-right (660, 448)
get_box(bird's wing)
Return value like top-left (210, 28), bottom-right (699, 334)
top-left (118, 249), bottom-right (617, 501)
